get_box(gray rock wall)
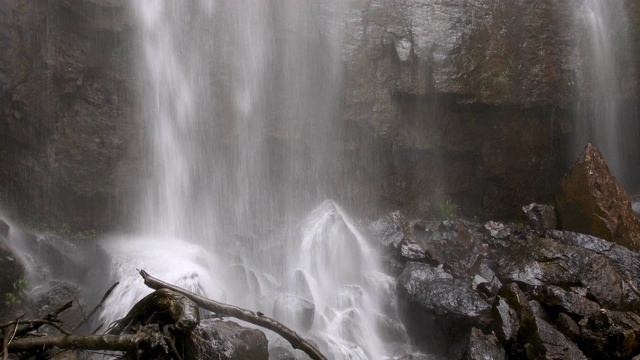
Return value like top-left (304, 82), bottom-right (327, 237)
top-left (1, 0), bottom-right (639, 228)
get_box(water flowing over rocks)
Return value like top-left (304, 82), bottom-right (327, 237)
top-left (5, 0), bottom-right (640, 229)
top-left (556, 143), bottom-right (640, 251)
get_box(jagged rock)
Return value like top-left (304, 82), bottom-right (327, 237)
top-left (554, 313), bottom-right (580, 342)
top-left (526, 316), bottom-right (587, 360)
top-left (483, 221), bottom-right (511, 239)
top-left (547, 230), bottom-right (640, 311)
top-left (578, 310), bottom-right (640, 360)
top-left (491, 283), bottom-right (533, 345)
top-left (556, 144), bottom-right (640, 251)
top-left (370, 211), bottom-right (409, 248)
top-left (397, 262), bottom-right (491, 357)
top-left (529, 285), bottom-right (600, 318)
top-left (370, 211), bottom-right (426, 261)
top-left (466, 327), bottom-right (505, 360)
top-left (424, 220), bottom-right (488, 275)
top-left (522, 203), bottom-right (557, 234)
top-left (187, 319), bottom-right (269, 360)
top-left (494, 234), bottom-right (624, 310)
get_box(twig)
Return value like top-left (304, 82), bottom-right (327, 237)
top-left (627, 277), bottom-right (640, 298)
top-left (91, 323), bottom-right (104, 335)
top-left (2, 316), bottom-right (21, 360)
top-left (139, 270), bottom-right (328, 360)
top-left (72, 282), bottom-right (119, 334)
top-left (163, 336), bottom-right (183, 360)
top-left (2, 320), bottom-right (70, 336)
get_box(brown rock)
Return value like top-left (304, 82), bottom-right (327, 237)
top-left (556, 144), bottom-right (640, 251)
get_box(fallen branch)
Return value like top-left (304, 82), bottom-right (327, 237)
top-left (139, 270), bottom-right (328, 360)
top-left (7, 334), bottom-right (143, 352)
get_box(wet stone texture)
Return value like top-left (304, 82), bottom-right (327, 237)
top-left (556, 144), bottom-right (640, 252)
top-left (374, 206), bottom-right (640, 358)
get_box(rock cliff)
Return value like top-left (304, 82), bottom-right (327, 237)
top-left (1, 0), bottom-right (640, 228)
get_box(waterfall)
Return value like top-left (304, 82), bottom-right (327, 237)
top-left (572, 0), bottom-right (639, 188)
top-left (98, 1), bottom-right (405, 358)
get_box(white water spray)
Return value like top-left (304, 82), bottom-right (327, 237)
top-left (573, 0), bottom-right (638, 187)
top-left (99, 2), bottom-right (406, 359)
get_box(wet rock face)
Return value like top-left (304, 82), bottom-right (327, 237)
top-left (556, 143), bottom-right (640, 251)
top-left (0, 0), bottom-right (136, 230)
top-left (374, 207), bottom-right (640, 359)
top-left (342, 0), bottom-right (572, 220)
top-left (187, 319), bottom-right (269, 360)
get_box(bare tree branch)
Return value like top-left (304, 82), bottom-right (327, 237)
top-left (138, 269), bottom-right (328, 360)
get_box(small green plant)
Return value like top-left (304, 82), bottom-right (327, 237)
top-left (440, 199), bottom-right (459, 220)
top-left (4, 278), bottom-right (29, 308)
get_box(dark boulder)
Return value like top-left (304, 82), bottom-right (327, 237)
top-left (397, 262), bottom-right (491, 357)
top-left (526, 316), bottom-right (587, 359)
top-left (494, 234), bottom-right (624, 310)
top-left (547, 230), bottom-right (640, 311)
top-left (522, 203), bottom-right (557, 235)
top-left (491, 283), bottom-right (534, 345)
top-left (578, 310), bottom-right (640, 360)
top-left (556, 144), bottom-right (640, 251)
top-left (529, 285), bottom-right (600, 318)
top-left (466, 327), bottom-right (505, 360)
top-left (187, 319), bottom-right (269, 360)
top-left (370, 211), bottom-right (427, 262)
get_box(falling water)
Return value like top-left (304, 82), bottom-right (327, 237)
top-left (99, 1), bottom-right (405, 358)
top-left (572, 0), bottom-right (639, 188)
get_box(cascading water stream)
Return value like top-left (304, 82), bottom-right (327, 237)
top-left (97, 1), bottom-right (407, 359)
top-left (572, 0), bottom-right (639, 188)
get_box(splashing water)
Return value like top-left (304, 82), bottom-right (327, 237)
top-left (97, 2), bottom-right (407, 358)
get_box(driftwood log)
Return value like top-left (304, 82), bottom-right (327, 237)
top-left (139, 269), bottom-right (328, 360)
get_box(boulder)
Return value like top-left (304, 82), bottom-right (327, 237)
top-left (466, 327), bottom-right (505, 360)
top-left (529, 285), bottom-right (600, 318)
top-left (547, 230), bottom-right (640, 311)
top-left (397, 262), bottom-right (491, 357)
top-left (522, 203), bottom-right (557, 235)
top-left (577, 310), bottom-right (640, 360)
top-left (369, 211), bottom-right (427, 262)
top-left (494, 234), bottom-right (624, 310)
top-left (556, 144), bottom-right (640, 251)
top-left (187, 319), bottom-right (269, 360)
top-left (491, 283), bottom-right (534, 345)
top-left (526, 316), bottom-right (587, 360)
